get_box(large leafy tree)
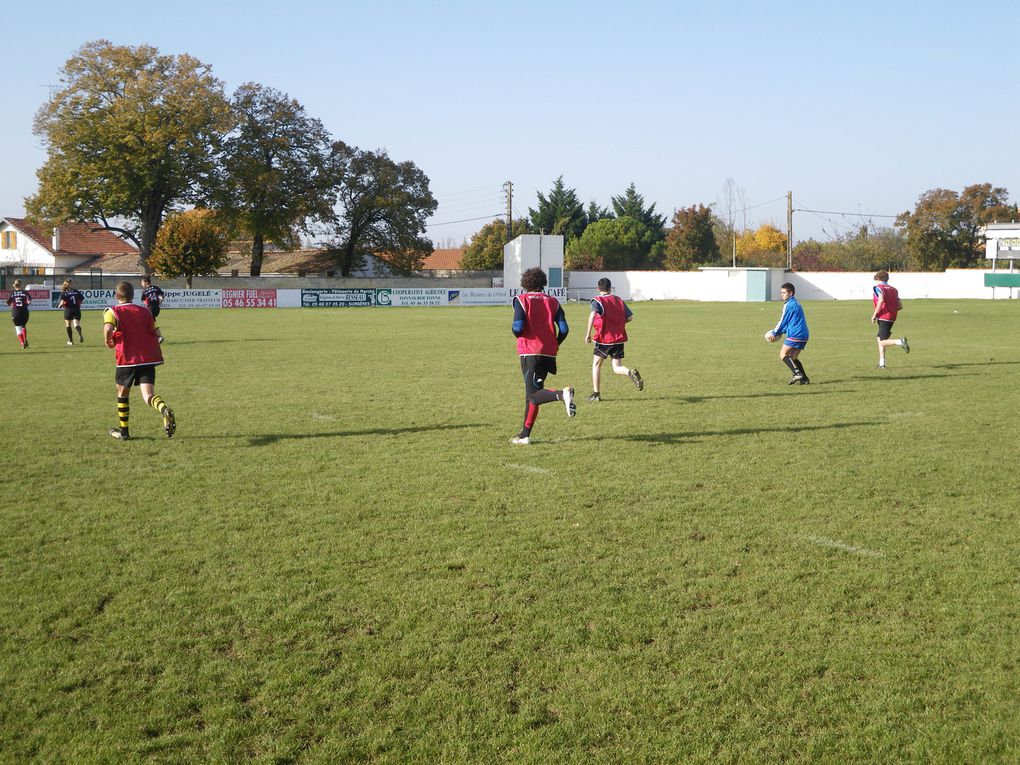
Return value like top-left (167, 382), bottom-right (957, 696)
top-left (529, 176), bottom-right (587, 241)
top-left (217, 83), bottom-right (335, 277)
top-left (149, 209), bottom-right (229, 288)
top-left (663, 204), bottom-right (720, 270)
top-left (322, 144), bottom-right (438, 276)
top-left (461, 218), bottom-right (532, 270)
top-left (565, 216), bottom-right (657, 271)
top-left (27, 40), bottom-right (232, 273)
top-left (896, 183), bottom-right (1016, 270)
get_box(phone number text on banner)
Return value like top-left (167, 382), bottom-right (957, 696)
top-left (301, 289), bottom-right (375, 307)
top-left (222, 289), bottom-right (277, 308)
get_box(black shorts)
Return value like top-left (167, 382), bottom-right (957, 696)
top-left (876, 320), bottom-right (895, 340)
top-left (520, 355), bottom-right (557, 396)
top-left (10, 309), bottom-right (28, 327)
top-left (64, 307), bottom-right (82, 321)
top-left (116, 364), bottom-right (157, 388)
top-left (594, 342), bottom-right (625, 359)
top-left (147, 303), bottom-right (161, 319)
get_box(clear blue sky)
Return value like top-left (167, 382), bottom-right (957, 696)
top-left (3, 0), bottom-right (1018, 247)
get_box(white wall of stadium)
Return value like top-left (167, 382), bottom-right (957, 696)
top-left (2, 270), bottom-right (1016, 310)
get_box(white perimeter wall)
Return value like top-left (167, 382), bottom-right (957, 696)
top-left (568, 269), bottom-right (1011, 301)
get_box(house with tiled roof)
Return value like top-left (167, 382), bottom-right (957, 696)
top-left (0, 218), bottom-right (137, 274)
top-left (420, 247), bottom-right (466, 271)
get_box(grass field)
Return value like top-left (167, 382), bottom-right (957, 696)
top-left (1, 298), bottom-right (1018, 763)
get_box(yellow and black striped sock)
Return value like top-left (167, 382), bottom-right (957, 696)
top-left (149, 394), bottom-right (168, 415)
top-left (117, 396), bottom-right (130, 434)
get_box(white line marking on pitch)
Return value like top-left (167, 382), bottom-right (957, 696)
top-left (505, 463), bottom-right (552, 475)
top-left (803, 535), bottom-right (884, 558)
top-left (311, 412), bottom-right (337, 421)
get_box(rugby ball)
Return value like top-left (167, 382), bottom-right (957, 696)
top-left (764, 331), bottom-right (774, 342)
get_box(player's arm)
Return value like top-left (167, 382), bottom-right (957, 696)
top-left (624, 303), bottom-right (634, 324)
top-left (871, 288), bottom-right (884, 323)
top-left (554, 306), bottom-right (569, 344)
top-left (584, 308), bottom-right (596, 343)
top-left (511, 297), bottom-right (526, 337)
top-left (103, 308), bottom-right (118, 348)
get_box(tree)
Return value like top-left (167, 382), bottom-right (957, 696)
top-left (896, 184), bottom-right (1016, 270)
top-left (322, 144), bottom-right (438, 276)
top-left (149, 209), bottom-right (229, 288)
top-left (528, 176), bottom-right (587, 241)
top-left (27, 40), bottom-right (232, 273)
top-left (736, 224), bottom-right (788, 266)
top-left (663, 204), bottom-right (720, 270)
top-left (217, 83), bottom-right (335, 277)
top-left (611, 183), bottom-right (667, 238)
top-left (461, 218), bottom-right (532, 270)
top-left (565, 216), bottom-right (657, 271)
top-left (585, 201), bottom-right (613, 227)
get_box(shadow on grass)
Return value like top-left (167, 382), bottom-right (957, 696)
top-left (247, 422), bottom-right (483, 446)
top-left (677, 389), bottom-right (841, 404)
top-left (161, 338), bottom-right (281, 346)
top-left (622, 420), bottom-right (884, 445)
top-left (544, 420), bottom-right (883, 446)
top-left (931, 360), bottom-right (1020, 370)
top-left (835, 372), bottom-right (979, 383)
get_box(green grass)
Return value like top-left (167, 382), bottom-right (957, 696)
top-left (1, 299), bottom-right (1018, 763)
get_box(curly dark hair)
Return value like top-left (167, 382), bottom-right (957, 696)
top-left (520, 267), bottom-right (547, 292)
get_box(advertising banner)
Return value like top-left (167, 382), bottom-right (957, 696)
top-left (162, 289), bottom-right (222, 309)
top-left (1, 289), bottom-right (53, 311)
top-left (301, 288), bottom-right (375, 307)
top-left (222, 288), bottom-right (278, 308)
top-left (508, 287), bottom-right (567, 300)
top-left (375, 288), bottom-right (448, 307)
top-left (446, 288), bottom-right (511, 306)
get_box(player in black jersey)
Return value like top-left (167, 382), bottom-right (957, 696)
top-left (58, 278), bottom-right (86, 345)
top-left (140, 277), bottom-right (164, 318)
top-left (5, 279), bottom-right (31, 349)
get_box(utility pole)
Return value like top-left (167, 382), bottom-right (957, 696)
top-left (786, 190), bottom-right (793, 270)
top-left (503, 180), bottom-right (513, 242)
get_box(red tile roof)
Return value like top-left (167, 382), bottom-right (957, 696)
top-left (421, 248), bottom-right (465, 270)
top-left (3, 218), bottom-right (137, 256)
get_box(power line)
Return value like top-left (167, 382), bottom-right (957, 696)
top-left (426, 213), bottom-right (503, 228)
top-left (794, 207), bottom-right (899, 219)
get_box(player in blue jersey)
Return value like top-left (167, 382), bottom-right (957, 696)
top-left (765, 282), bottom-right (810, 385)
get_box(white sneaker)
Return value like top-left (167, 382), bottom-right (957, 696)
top-left (510, 435), bottom-right (530, 445)
top-left (563, 386), bottom-right (576, 418)
top-left (66, 341), bottom-right (73, 346)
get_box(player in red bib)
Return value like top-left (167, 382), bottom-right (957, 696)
top-left (870, 270), bottom-right (909, 368)
top-left (510, 267), bottom-right (575, 445)
top-left (582, 278), bottom-right (643, 401)
top-left (103, 281), bottom-right (176, 440)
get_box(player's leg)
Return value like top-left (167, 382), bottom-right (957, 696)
top-left (589, 354), bottom-right (604, 401)
top-left (65, 317), bottom-right (74, 345)
top-left (112, 378), bottom-right (132, 440)
top-left (140, 372), bottom-right (175, 438)
top-left (74, 317), bottom-right (84, 342)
